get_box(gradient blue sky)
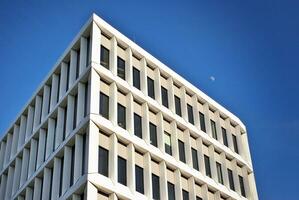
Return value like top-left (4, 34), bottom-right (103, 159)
top-left (0, 1), bottom-right (298, 199)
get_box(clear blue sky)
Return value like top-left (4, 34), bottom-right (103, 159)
top-left (0, 1), bottom-right (298, 199)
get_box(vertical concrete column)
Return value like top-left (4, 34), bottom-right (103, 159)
top-left (12, 157), bottom-right (22, 194)
top-left (41, 85), bottom-right (51, 121)
top-left (154, 68), bottom-right (162, 104)
top-left (157, 112), bottom-right (164, 151)
top-left (174, 169), bottom-right (183, 200)
top-left (203, 103), bottom-right (212, 137)
top-left (25, 106), bottom-right (34, 141)
top-left (42, 168), bottom-right (52, 200)
top-left (180, 87), bottom-right (188, 122)
top-left (87, 122), bottom-right (99, 174)
top-left (220, 152), bottom-right (229, 188)
top-left (241, 130), bottom-right (252, 166)
top-left (79, 37), bottom-right (88, 73)
top-left (201, 184), bottom-right (209, 200)
top-left (171, 121), bottom-right (179, 161)
top-left (215, 111), bottom-right (223, 143)
top-left (159, 161), bottom-right (168, 200)
top-left (69, 50), bottom-right (78, 87)
top-left (144, 152), bottom-right (152, 199)
top-left (46, 118), bottom-right (56, 158)
top-left (110, 37), bottom-right (117, 75)
top-left (86, 181), bottom-right (98, 199)
top-left (72, 194), bottom-right (81, 200)
top-left (0, 142), bottom-right (6, 170)
top-left (27, 139), bottom-right (38, 178)
top-left (196, 137), bottom-right (205, 174)
top-left (25, 187), bottom-right (33, 200)
top-left (90, 21), bottom-right (102, 65)
top-left (89, 68), bottom-right (100, 115)
top-left (4, 133), bottom-right (13, 164)
top-left (109, 134), bottom-right (118, 183)
top-left (4, 166), bottom-right (14, 200)
top-left (167, 77), bottom-right (175, 113)
top-left (20, 148), bottom-right (30, 186)
top-left (74, 134), bottom-right (83, 182)
top-left (184, 130), bottom-right (192, 167)
top-left (214, 191), bottom-right (221, 200)
top-left (50, 74), bottom-right (59, 111)
top-left (52, 157), bottom-right (62, 199)
top-left (18, 115), bottom-right (27, 150)
top-left (77, 82), bottom-right (85, 125)
top-left (66, 95), bottom-right (75, 137)
top-left (192, 95), bottom-right (200, 128)
top-left (33, 96), bottom-right (42, 131)
top-left (208, 145), bottom-right (217, 179)
top-left (33, 178), bottom-right (42, 200)
top-left (126, 47), bottom-right (133, 85)
top-left (109, 82), bottom-right (117, 126)
top-left (109, 193), bottom-right (117, 200)
top-left (62, 146), bottom-right (72, 194)
top-left (241, 166), bottom-right (251, 199)
top-left (225, 118), bottom-right (234, 151)
top-left (142, 103), bottom-right (150, 144)
top-left (36, 129), bottom-right (46, 169)
top-left (188, 177), bottom-right (196, 200)
top-left (127, 143), bottom-right (135, 193)
top-left (126, 93), bottom-right (134, 134)
top-left (140, 58), bottom-right (147, 95)
top-left (55, 107), bottom-right (65, 149)
top-left (59, 62), bottom-right (68, 99)
top-left (248, 172), bottom-right (258, 200)
top-left (231, 159), bottom-right (241, 194)
top-left (0, 174), bottom-right (7, 198)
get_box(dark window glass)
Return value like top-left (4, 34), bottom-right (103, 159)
top-left (149, 122), bottom-right (158, 147)
top-left (167, 182), bottom-right (175, 200)
top-left (134, 113), bottom-right (142, 138)
top-left (100, 92), bottom-right (109, 119)
top-left (66, 62), bottom-right (70, 92)
top-left (59, 157), bottom-right (64, 197)
top-left (117, 103), bottom-right (126, 129)
top-left (86, 37), bottom-right (90, 67)
top-left (239, 175), bottom-right (246, 197)
top-left (133, 67), bottom-right (141, 89)
top-left (196, 197), bottom-right (203, 200)
top-left (210, 120), bottom-right (217, 139)
top-left (76, 50), bottom-right (80, 79)
top-left (70, 146), bottom-right (75, 186)
top-left (84, 83), bottom-right (88, 117)
top-left (164, 132), bottom-right (172, 155)
top-left (147, 77), bottom-right (155, 99)
top-left (174, 95), bottom-right (182, 116)
top-left (232, 135), bottom-right (239, 154)
top-left (117, 56), bottom-right (126, 80)
top-left (82, 134), bottom-right (87, 174)
top-left (228, 168), bottom-right (235, 191)
top-left (182, 190), bottom-right (189, 200)
top-left (73, 94), bottom-right (77, 130)
top-left (204, 155), bottom-right (211, 178)
top-left (161, 86), bottom-right (169, 108)
top-left (199, 112), bottom-right (206, 132)
top-left (216, 162), bottom-right (224, 184)
top-left (178, 140), bottom-right (186, 163)
top-left (100, 45), bottom-right (110, 69)
top-left (98, 146), bottom-right (109, 177)
top-left (222, 127), bottom-right (228, 147)
top-left (192, 148), bottom-right (199, 170)
top-left (118, 156), bottom-right (127, 186)
top-left (135, 165), bottom-right (144, 194)
top-left (187, 104), bottom-right (194, 125)
top-left (152, 174), bottom-right (160, 200)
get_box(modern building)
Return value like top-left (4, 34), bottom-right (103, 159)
top-left (0, 13), bottom-right (258, 200)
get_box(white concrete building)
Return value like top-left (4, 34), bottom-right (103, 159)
top-left (0, 13), bottom-right (258, 200)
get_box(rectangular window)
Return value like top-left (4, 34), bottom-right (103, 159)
top-left (199, 112), bottom-right (206, 132)
top-left (73, 94), bottom-right (77, 130)
top-left (100, 45), bottom-right (110, 69)
top-left (152, 174), bottom-right (160, 200)
top-left (100, 92), bottom-right (109, 119)
top-left (76, 50), bottom-right (80, 79)
top-left (133, 67), bottom-right (141, 89)
top-left (174, 95), bottom-right (182, 116)
top-left (161, 86), bottom-right (169, 108)
top-left (196, 197), bottom-right (203, 200)
top-left (192, 148), bottom-right (199, 170)
top-left (178, 140), bottom-right (186, 163)
top-left (149, 122), bottom-right (157, 147)
top-left (182, 190), bottom-right (189, 200)
top-left (118, 156), bottom-right (127, 186)
top-left (134, 113), bottom-right (142, 139)
top-left (239, 175), bottom-right (246, 197)
top-left (187, 104), bottom-right (194, 125)
top-left (210, 120), bottom-right (217, 139)
top-left (70, 146), bottom-right (75, 186)
top-left (59, 158), bottom-right (64, 197)
top-left (147, 77), bottom-right (155, 99)
top-left (117, 103), bottom-right (126, 129)
top-left (117, 56), bottom-right (126, 80)
top-left (98, 146), bottom-right (109, 177)
top-left (216, 162), bottom-right (224, 184)
top-left (222, 127), bottom-right (228, 147)
top-left (167, 182), bottom-right (175, 200)
top-left (232, 135), bottom-right (239, 154)
top-left (135, 165), bottom-right (144, 194)
top-left (164, 132), bottom-right (172, 155)
top-left (204, 155), bottom-right (211, 178)
top-left (228, 168), bottom-right (235, 191)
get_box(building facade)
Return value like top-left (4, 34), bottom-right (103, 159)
top-left (0, 14), bottom-right (258, 200)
